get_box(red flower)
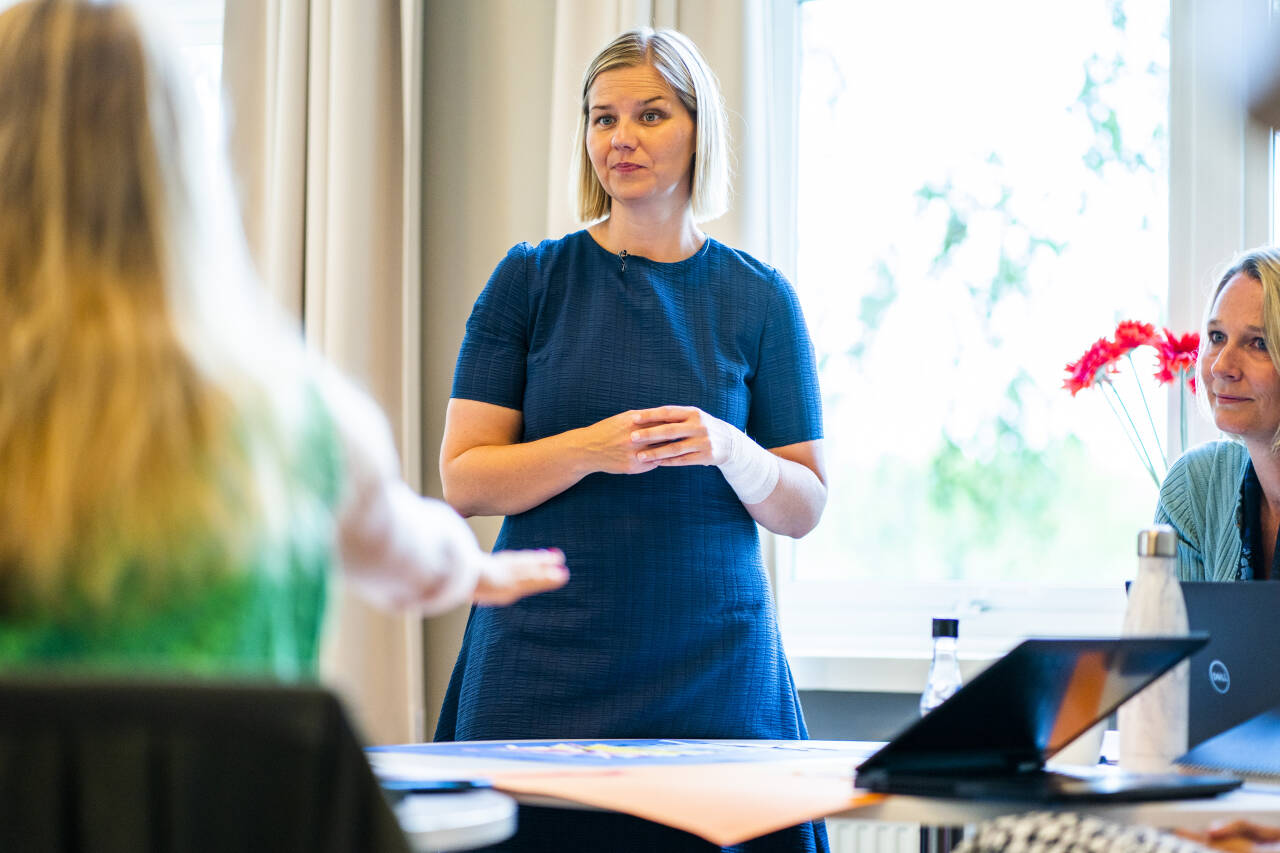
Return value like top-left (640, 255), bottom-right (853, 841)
top-left (1112, 320), bottom-right (1158, 354)
top-left (1064, 321), bottom-right (1198, 488)
top-left (1063, 337), bottom-right (1124, 396)
top-left (1154, 328), bottom-right (1199, 386)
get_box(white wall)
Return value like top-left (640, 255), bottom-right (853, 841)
top-left (420, 0), bottom-right (558, 735)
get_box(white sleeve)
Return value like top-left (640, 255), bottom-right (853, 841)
top-left (319, 364), bottom-right (483, 615)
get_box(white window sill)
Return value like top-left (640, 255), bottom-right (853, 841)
top-left (788, 650), bottom-right (1000, 693)
top-left (779, 580), bottom-right (1129, 693)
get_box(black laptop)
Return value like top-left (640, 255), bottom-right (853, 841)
top-left (1182, 581), bottom-right (1280, 748)
top-left (854, 636), bottom-right (1243, 802)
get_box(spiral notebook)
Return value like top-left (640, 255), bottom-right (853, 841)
top-left (1176, 706), bottom-right (1280, 781)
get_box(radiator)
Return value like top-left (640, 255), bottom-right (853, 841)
top-left (826, 820), bottom-right (920, 853)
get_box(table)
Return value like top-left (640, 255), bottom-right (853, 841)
top-left (370, 739), bottom-right (878, 846)
top-left (369, 739), bottom-right (1280, 848)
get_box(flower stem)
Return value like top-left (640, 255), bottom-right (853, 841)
top-left (1127, 352), bottom-right (1166, 474)
top-left (1179, 372), bottom-right (1189, 452)
top-left (1101, 380), bottom-right (1161, 487)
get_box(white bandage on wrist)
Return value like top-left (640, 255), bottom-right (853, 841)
top-left (718, 432), bottom-right (780, 505)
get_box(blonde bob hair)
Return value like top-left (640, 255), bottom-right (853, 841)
top-left (1201, 246), bottom-right (1280, 451)
top-left (0, 0), bottom-right (309, 608)
top-left (571, 27), bottom-right (730, 225)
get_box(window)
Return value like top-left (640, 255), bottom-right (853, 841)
top-left (777, 0), bottom-right (1216, 670)
top-left (136, 0), bottom-right (225, 110)
top-left (1275, 131), bottom-right (1280, 245)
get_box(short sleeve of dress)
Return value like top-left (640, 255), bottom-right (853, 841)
top-left (747, 273), bottom-right (823, 449)
top-left (451, 244), bottom-right (530, 409)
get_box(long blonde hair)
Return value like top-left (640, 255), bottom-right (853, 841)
top-left (0, 0), bottom-right (307, 609)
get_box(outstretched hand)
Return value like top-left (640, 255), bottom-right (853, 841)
top-left (473, 548), bottom-right (569, 606)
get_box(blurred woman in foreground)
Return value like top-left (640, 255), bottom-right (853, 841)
top-left (0, 0), bottom-right (565, 674)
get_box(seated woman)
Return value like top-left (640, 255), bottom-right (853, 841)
top-left (0, 0), bottom-right (566, 675)
top-left (1156, 247), bottom-right (1280, 582)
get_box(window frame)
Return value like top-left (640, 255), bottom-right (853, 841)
top-left (774, 0), bottom-right (1275, 690)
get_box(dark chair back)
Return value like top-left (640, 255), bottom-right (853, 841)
top-left (0, 677), bottom-right (412, 853)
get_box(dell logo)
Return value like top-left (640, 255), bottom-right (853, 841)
top-left (1208, 659), bottom-right (1230, 694)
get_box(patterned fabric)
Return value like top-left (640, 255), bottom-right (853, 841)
top-left (956, 812), bottom-right (1212, 853)
top-left (1154, 440), bottom-right (1253, 582)
top-left (436, 230), bottom-right (825, 852)
top-left (490, 805), bottom-right (826, 853)
top-left (0, 388), bottom-right (343, 680)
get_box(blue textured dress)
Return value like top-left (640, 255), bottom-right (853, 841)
top-left (436, 230), bottom-right (826, 852)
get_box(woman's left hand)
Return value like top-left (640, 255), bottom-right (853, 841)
top-left (630, 405), bottom-right (737, 466)
top-left (629, 404), bottom-right (827, 538)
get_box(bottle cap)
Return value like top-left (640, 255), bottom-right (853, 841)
top-left (932, 617), bottom-right (959, 638)
top-left (1136, 525), bottom-right (1177, 557)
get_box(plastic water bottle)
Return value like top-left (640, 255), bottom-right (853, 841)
top-left (920, 617), bottom-right (962, 716)
top-left (1118, 525), bottom-right (1189, 772)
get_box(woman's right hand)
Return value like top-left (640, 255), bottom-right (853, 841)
top-left (473, 548), bottom-right (569, 606)
top-left (440, 399), bottom-right (677, 518)
top-left (574, 410), bottom-right (666, 475)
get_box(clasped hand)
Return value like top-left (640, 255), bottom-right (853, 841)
top-left (580, 405), bottom-right (738, 475)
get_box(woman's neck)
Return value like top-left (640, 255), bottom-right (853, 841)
top-left (588, 204), bottom-right (704, 263)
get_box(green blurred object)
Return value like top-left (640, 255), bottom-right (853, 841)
top-left (0, 390), bottom-right (342, 680)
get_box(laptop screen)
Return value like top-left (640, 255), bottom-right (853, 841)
top-left (857, 635), bottom-right (1208, 776)
top-left (1182, 581), bottom-right (1280, 747)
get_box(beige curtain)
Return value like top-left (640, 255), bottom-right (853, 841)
top-left (223, 0), bottom-right (427, 746)
top-left (419, 0), bottom-right (561, 736)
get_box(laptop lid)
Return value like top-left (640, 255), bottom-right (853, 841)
top-left (855, 636), bottom-right (1221, 800)
top-left (1182, 581), bottom-right (1280, 748)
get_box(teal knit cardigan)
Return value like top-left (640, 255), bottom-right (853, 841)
top-left (1154, 440), bottom-right (1250, 582)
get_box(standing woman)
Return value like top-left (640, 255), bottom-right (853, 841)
top-left (436, 28), bottom-right (828, 852)
top-left (1157, 248), bottom-right (1280, 581)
